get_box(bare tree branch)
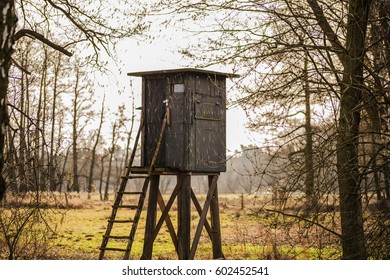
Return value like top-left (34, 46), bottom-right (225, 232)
top-left (10, 58), bottom-right (31, 75)
top-left (306, 0), bottom-right (347, 65)
top-left (14, 29), bottom-right (72, 57)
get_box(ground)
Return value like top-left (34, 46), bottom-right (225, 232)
top-left (0, 192), bottom-right (342, 260)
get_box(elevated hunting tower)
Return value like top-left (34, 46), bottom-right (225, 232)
top-left (99, 68), bottom-right (238, 260)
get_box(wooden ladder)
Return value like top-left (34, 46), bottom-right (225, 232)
top-left (99, 109), bottom-right (169, 260)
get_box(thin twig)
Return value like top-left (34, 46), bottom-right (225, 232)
top-left (264, 208), bottom-right (342, 238)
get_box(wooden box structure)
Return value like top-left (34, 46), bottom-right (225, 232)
top-left (128, 68), bottom-right (237, 172)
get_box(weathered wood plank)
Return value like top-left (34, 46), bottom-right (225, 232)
top-left (140, 180), bottom-right (181, 259)
top-left (188, 175), bottom-right (218, 260)
top-left (209, 175), bottom-right (224, 259)
top-left (157, 189), bottom-right (178, 252)
top-left (190, 189), bottom-right (213, 239)
top-left (142, 175), bottom-right (160, 259)
top-left (178, 174), bottom-right (191, 259)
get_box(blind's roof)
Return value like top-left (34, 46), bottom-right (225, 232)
top-left (127, 68), bottom-right (239, 78)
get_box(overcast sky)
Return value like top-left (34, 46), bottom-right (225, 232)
top-left (91, 19), bottom-right (265, 154)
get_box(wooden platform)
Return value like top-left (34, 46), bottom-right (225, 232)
top-left (129, 166), bottom-right (220, 176)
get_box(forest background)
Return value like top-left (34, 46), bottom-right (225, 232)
top-left (0, 0), bottom-right (389, 260)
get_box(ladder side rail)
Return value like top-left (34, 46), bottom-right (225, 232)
top-left (148, 111), bottom-right (168, 175)
top-left (124, 111), bottom-right (169, 259)
top-left (123, 176), bottom-right (150, 259)
top-left (124, 114), bottom-right (144, 177)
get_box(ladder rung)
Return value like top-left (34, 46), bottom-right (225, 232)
top-left (100, 247), bottom-right (128, 252)
top-left (121, 175), bottom-right (149, 179)
top-left (113, 205), bottom-right (138, 209)
top-left (117, 191), bottom-right (143, 195)
top-left (108, 219), bottom-right (134, 223)
top-left (103, 235), bottom-right (130, 240)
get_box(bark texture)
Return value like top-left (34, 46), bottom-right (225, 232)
top-left (0, 0), bottom-right (17, 200)
top-left (336, 0), bottom-right (371, 259)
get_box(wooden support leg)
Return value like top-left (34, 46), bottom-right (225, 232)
top-left (142, 175), bottom-right (160, 259)
top-left (177, 174), bottom-right (191, 260)
top-left (189, 175), bottom-right (218, 260)
top-left (157, 190), bottom-right (178, 252)
top-left (141, 181), bottom-right (181, 259)
top-left (191, 189), bottom-right (213, 239)
top-left (209, 175), bottom-right (224, 259)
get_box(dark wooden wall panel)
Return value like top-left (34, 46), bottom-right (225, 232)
top-left (136, 69), bottom-right (229, 172)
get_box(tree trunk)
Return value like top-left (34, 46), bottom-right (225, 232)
top-left (34, 62), bottom-right (42, 191)
top-left (383, 163), bottom-right (390, 199)
top-left (367, 14), bottom-right (387, 201)
top-left (18, 64), bottom-right (27, 193)
top-left (336, 0), bottom-right (370, 260)
top-left (104, 123), bottom-right (117, 201)
top-left (87, 95), bottom-right (105, 199)
top-left (6, 129), bottom-right (17, 194)
top-left (0, 0), bottom-right (17, 200)
top-left (49, 54), bottom-right (61, 192)
top-left (99, 154), bottom-right (107, 201)
top-left (303, 51), bottom-right (315, 205)
top-left (35, 48), bottom-right (47, 191)
top-left (59, 146), bottom-right (71, 192)
top-left (40, 48), bottom-right (48, 191)
top-left (71, 68), bottom-right (80, 193)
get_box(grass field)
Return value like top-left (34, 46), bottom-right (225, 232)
top-left (0, 192), bottom-right (342, 260)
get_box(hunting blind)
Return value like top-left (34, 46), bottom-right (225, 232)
top-left (129, 68), bottom-right (234, 172)
top-left (99, 68), bottom-right (238, 260)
